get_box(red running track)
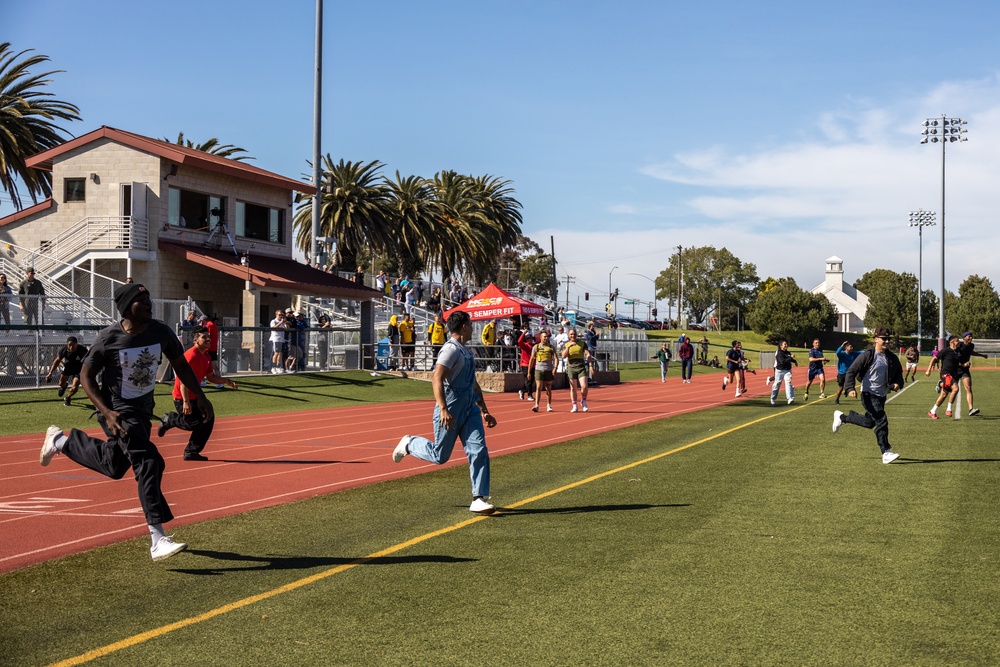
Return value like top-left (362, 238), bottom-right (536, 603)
top-left (0, 370), bottom-right (805, 573)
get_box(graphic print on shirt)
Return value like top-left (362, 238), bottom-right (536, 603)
top-left (118, 344), bottom-right (162, 399)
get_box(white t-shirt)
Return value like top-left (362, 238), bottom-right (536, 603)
top-left (269, 318), bottom-right (286, 343)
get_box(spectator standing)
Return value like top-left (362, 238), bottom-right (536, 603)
top-left (832, 327), bottom-right (903, 464)
top-left (38, 283), bottom-right (212, 561)
top-left (17, 267), bottom-right (45, 325)
top-left (387, 312), bottom-right (401, 371)
top-left (0, 273), bottom-right (13, 326)
top-left (925, 335), bottom-right (962, 419)
top-left (200, 315), bottom-right (221, 382)
top-left (833, 341), bottom-right (861, 405)
top-left (652, 342), bottom-right (672, 382)
top-left (316, 314), bottom-right (332, 369)
top-left (585, 320), bottom-right (601, 383)
top-left (678, 335), bottom-right (694, 384)
top-left (553, 326), bottom-right (569, 372)
top-left (354, 267), bottom-right (365, 286)
top-left (157, 325), bottom-right (238, 460)
top-left (428, 313), bottom-right (447, 362)
top-left (392, 310), bottom-right (498, 515)
top-left (768, 340), bottom-right (797, 405)
top-left (45, 336), bottom-right (89, 406)
top-left (427, 287), bottom-right (442, 313)
top-left (699, 335), bottom-right (710, 364)
top-left (400, 313), bottom-right (416, 371)
top-left (268, 309), bottom-right (289, 374)
top-left (295, 311), bottom-right (309, 371)
top-left (375, 270), bottom-right (388, 295)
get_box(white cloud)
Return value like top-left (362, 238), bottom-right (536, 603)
top-left (541, 78), bottom-right (1000, 311)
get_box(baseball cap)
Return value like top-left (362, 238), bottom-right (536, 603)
top-left (962, 331), bottom-right (973, 338)
top-left (872, 326), bottom-right (890, 338)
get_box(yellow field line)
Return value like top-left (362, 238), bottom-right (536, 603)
top-left (49, 404), bottom-right (803, 667)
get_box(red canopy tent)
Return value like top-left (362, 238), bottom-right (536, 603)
top-left (443, 283), bottom-right (546, 321)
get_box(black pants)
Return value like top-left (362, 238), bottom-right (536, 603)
top-left (843, 391), bottom-right (891, 454)
top-left (520, 364), bottom-right (535, 396)
top-left (164, 399), bottom-right (216, 457)
top-left (62, 413), bottom-right (172, 525)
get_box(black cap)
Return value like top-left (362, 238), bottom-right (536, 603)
top-left (114, 283), bottom-right (148, 316)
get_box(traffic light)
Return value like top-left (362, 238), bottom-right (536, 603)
top-left (652, 308), bottom-right (658, 317)
top-left (614, 288), bottom-right (620, 300)
top-left (585, 292), bottom-right (589, 301)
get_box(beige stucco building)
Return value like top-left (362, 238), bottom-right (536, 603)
top-left (0, 126), bottom-right (376, 328)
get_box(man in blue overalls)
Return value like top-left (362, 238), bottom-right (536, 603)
top-left (392, 309), bottom-right (498, 514)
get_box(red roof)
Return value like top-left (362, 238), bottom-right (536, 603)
top-left (0, 199), bottom-right (54, 228)
top-left (25, 126), bottom-right (316, 195)
top-left (159, 241), bottom-right (380, 300)
top-left (444, 283), bottom-right (546, 321)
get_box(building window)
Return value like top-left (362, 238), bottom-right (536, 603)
top-left (167, 187), bottom-right (225, 231)
top-left (236, 201), bottom-right (284, 243)
top-left (64, 178), bottom-right (86, 202)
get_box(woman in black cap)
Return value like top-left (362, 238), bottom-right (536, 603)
top-left (38, 283), bottom-right (214, 561)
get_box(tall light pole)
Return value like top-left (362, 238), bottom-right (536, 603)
top-left (909, 210), bottom-right (936, 352)
top-left (921, 115), bottom-right (967, 351)
top-left (609, 266), bottom-right (619, 319)
top-left (311, 0), bottom-right (324, 267)
top-left (627, 273), bottom-right (657, 319)
top-left (676, 246), bottom-right (683, 328)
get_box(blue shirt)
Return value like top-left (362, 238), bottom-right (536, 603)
top-left (836, 346), bottom-right (860, 375)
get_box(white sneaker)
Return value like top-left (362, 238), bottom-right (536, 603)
top-left (581, 400), bottom-right (589, 412)
top-left (392, 435), bottom-right (410, 463)
top-left (570, 404), bottom-right (578, 413)
top-left (770, 399), bottom-right (776, 406)
top-left (735, 390), bottom-right (742, 397)
top-left (819, 393), bottom-right (827, 399)
top-left (547, 404), bottom-right (554, 412)
top-left (882, 451), bottom-right (900, 465)
top-left (40, 425), bottom-right (62, 466)
top-left (469, 497), bottom-right (496, 515)
top-left (518, 389), bottom-right (525, 400)
top-left (765, 376), bottom-right (773, 386)
top-left (832, 410), bottom-right (844, 433)
top-left (787, 398), bottom-right (794, 404)
top-left (970, 408), bottom-right (980, 416)
top-left (270, 367), bottom-right (279, 375)
top-left (150, 535), bottom-right (187, 561)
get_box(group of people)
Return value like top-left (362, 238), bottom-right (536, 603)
top-left (269, 307), bottom-right (310, 374)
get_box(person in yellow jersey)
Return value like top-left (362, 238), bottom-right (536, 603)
top-left (427, 312), bottom-right (447, 362)
top-left (527, 330), bottom-right (557, 413)
top-left (561, 328), bottom-right (593, 412)
top-left (399, 313), bottom-right (416, 371)
top-left (387, 312), bottom-right (401, 371)
top-left (480, 318), bottom-right (497, 370)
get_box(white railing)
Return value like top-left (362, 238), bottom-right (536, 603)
top-left (29, 216), bottom-right (148, 278)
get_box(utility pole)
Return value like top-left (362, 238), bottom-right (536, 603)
top-left (563, 274), bottom-right (575, 309)
top-left (550, 236), bottom-right (558, 302)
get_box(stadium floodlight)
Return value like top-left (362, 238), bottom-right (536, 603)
top-left (920, 115), bottom-right (967, 351)
top-left (908, 210), bottom-right (936, 352)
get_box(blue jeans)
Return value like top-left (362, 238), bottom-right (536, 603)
top-left (660, 361), bottom-right (669, 381)
top-left (407, 401), bottom-right (491, 498)
top-left (680, 358), bottom-right (693, 380)
top-left (843, 392), bottom-right (891, 454)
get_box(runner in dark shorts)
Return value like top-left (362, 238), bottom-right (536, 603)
top-left (925, 336), bottom-right (962, 419)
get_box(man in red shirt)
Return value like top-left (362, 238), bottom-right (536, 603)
top-left (157, 326), bottom-right (237, 460)
top-left (200, 315), bottom-right (222, 386)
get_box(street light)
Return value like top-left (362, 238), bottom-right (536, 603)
top-left (908, 210), bottom-right (936, 352)
top-left (627, 273), bottom-right (657, 319)
top-left (921, 115), bottom-right (967, 351)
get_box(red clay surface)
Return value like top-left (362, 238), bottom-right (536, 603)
top-left (0, 370), bottom-right (807, 573)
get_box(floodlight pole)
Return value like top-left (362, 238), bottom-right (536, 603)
top-left (921, 115), bottom-right (967, 351)
top-left (908, 210), bottom-right (936, 352)
top-left (311, 0), bottom-right (324, 268)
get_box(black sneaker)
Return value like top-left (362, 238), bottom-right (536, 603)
top-left (183, 452), bottom-right (208, 461)
top-left (58, 387), bottom-right (66, 397)
top-left (63, 396), bottom-right (71, 406)
top-left (157, 417), bottom-right (172, 438)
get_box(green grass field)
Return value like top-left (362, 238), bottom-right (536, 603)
top-left (3, 369), bottom-right (999, 665)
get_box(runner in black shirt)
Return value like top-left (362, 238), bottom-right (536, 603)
top-left (45, 336), bottom-right (88, 406)
top-left (38, 283), bottom-right (212, 561)
top-left (956, 332), bottom-right (987, 416)
top-left (925, 335), bottom-right (962, 419)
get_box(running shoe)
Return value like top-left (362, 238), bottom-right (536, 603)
top-left (151, 535), bottom-right (187, 561)
top-left (970, 408), bottom-right (980, 416)
top-left (469, 497), bottom-right (496, 515)
top-left (581, 400), bottom-right (589, 412)
top-left (832, 410), bottom-right (844, 433)
top-left (945, 410), bottom-right (953, 417)
top-left (570, 404), bottom-right (578, 413)
top-left (392, 435), bottom-right (410, 463)
top-left (882, 451), bottom-right (900, 465)
top-left (40, 425), bottom-right (62, 466)
top-left (928, 411), bottom-right (938, 420)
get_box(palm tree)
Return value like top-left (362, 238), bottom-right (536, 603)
top-left (293, 157), bottom-right (392, 267)
top-left (383, 171), bottom-right (442, 275)
top-left (165, 132), bottom-right (254, 162)
top-left (0, 43), bottom-right (82, 210)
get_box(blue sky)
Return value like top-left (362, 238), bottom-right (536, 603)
top-left (5, 1), bottom-right (1000, 317)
